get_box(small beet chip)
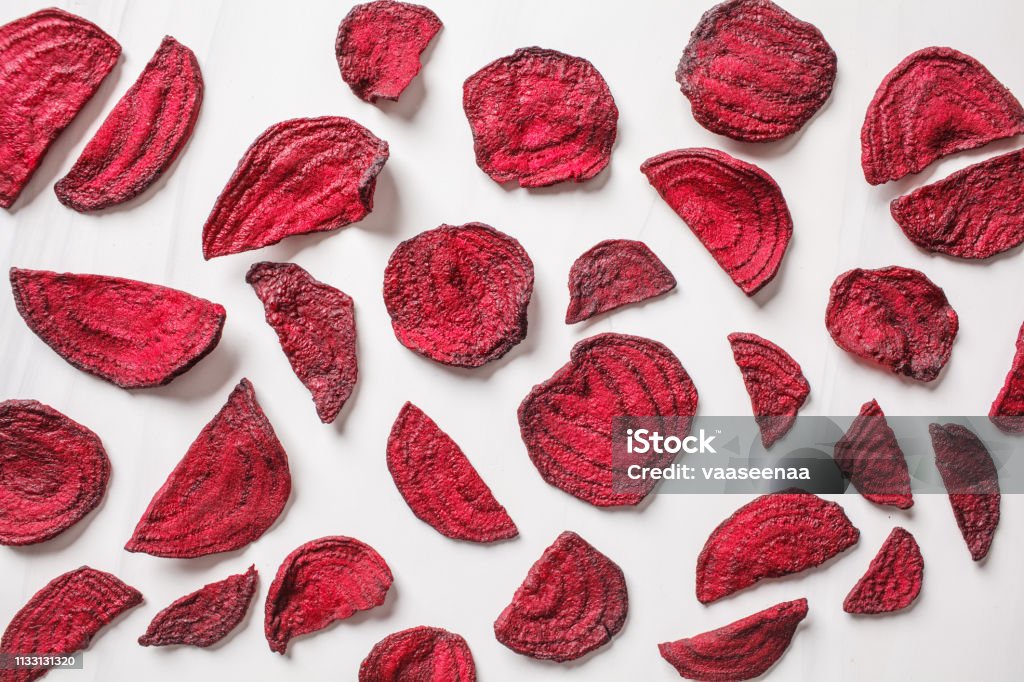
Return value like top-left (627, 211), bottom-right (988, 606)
top-left (728, 332), bottom-right (810, 448)
top-left (843, 528), bottom-right (923, 615)
top-left (990, 320), bottom-right (1024, 433)
top-left (565, 239), bottom-right (676, 324)
top-left (833, 400), bottom-right (913, 509)
top-left (359, 626), bottom-right (476, 682)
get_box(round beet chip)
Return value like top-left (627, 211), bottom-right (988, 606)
top-left (359, 626), bottom-right (476, 682)
top-left (834, 400), bottom-right (913, 509)
top-left (991, 320), bottom-right (1024, 433)
top-left (843, 528), bottom-right (923, 615)
top-left (728, 332), bottom-right (810, 448)
top-left (565, 239), bottom-right (676, 324)
top-left (463, 47), bottom-right (617, 187)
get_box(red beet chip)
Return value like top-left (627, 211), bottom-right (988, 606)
top-left (463, 47), bottom-right (617, 188)
top-left (825, 266), bottom-right (958, 382)
top-left (494, 531), bottom-right (627, 662)
top-left (728, 332), bottom-right (809, 448)
top-left (265, 536), bottom-right (393, 654)
top-left (861, 47), bottom-right (1024, 185)
top-left (383, 223), bottom-right (533, 368)
top-left (565, 239), bottom-right (676, 324)
top-left (126, 379), bottom-right (290, 558)
top-left (202, 117), bottom-right (389, 259)
top-left (519, 333), bottom-right (698, 507)
top-left (336, 1), bottom-right (441, 103)
top-left (247, 262), bottom-right (357, 424)
top-left (0, 9), bottom-right (120, 209)
top-left (387, 402), bottom-right (518, 543)
top-left (359, 626), bottom-right (475, 682)
top-left (641, 148), bottom-right (792, 296)
top-left (990, 320), bottom-right (1024, 433)
top-left (843, 528), bottom-right (923, 615)
top-left (659, 598), bottom-right (807, 681)
top-left (9, 268), bottom-right (226, 389)
top-left (834, 400), bottom-right (913, 509)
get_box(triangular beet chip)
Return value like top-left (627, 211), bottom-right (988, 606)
top-left (990, 320), bottom-right (1024, 433)
top-left (359, 626), bottom-right (476, 682)
top-left (844, 528), bottom-right (923, 615)
top-left (834, 400), bottom-right (913, 509)
top-left (565, 239), bottom-right (676, 324)
top-left (728, 332), bottom-right (810, 448)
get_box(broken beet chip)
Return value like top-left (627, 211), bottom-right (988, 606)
top-left (359, 626), bottom-right (476, 682)
top-left (843, 527), bottom-right (923, 615)
top-left (825, 266), bottom-right (958, 382)
top-left (387, 402), bottom-right (518, 543)
top-left (247, 262), bottom-right (357, 424)
top-left (0, 8), bottom-right (120, 209)
top-left (990, 321), bottom-right (1024, 433)
top-left (265, 536), bottom-right (393, 654)
top-left (336, 1), bottom-right (441, 103)
top-left (10, 268), bottom-right (226, 389)
top-left (642, 148), bottom-right (792, 296)
top-left (383, 223), bottom-right (534, 368)
top-left (659, 598), bottom-right (808, 681)
top-left (833, 400), bottom-right (913, 509)
top-left (728, 332), bottom-right (809, 448)
top-left (463, 47), bottom-right (617, 187)
top-left (565, 239), bottom-right (676, 324)
top-left (494, 531), bottom-right (627, 662)
top-left (126, 379), bottom-right (290, 558)
top-left (862, 47), bottom-right (1024, 185)
top-left (202, 116), bottom-right (389, 259)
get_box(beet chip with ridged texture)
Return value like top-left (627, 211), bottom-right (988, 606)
top-left (833, 400), bottom-right (913, 509)
top-left (359, 626), bottom-right (476, 682)
top-left (565, 239), bottom-right (676, 324)
top-left (728, 332), bottom-right (809, 448)
top-left (843, 528), bottom-right (923, 615)
top-left (991, 321), bottom-right (1024, 433)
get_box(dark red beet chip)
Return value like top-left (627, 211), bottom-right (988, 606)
top-left (494, 531), bottom-right (627, 662)
top-left (359, 626), bottom-right (476, 682)
top-left (0, 9), bottom-right (120, 209)
top-left (139, 565), bottom-right (257, 648)
top-left (265, 536), bottom-right (393, 654)
top-left (9, 268), bottom-right (226, 389)
top-left (641, 148), bottom-right (792, 295)
top-left (843, 528), bottom-right (923, 615)
top-left (861, 47), bottom-right (1024, 185)
top-left (126, 379), bottom-right (290, 558)
top-left (833, 400), bottom-right (913, 509)
top-left (728, 332), bottom-right (809, 448)
top-left (519, 333), bottom-right (698, 507)
top-left (202, 117), bottom-right (389, 259)
top-left (336, 1), bottom-right (441, 103)
top-left (383, 223), bottom-right (533, 368)
top-left (246, 262), bottom-right (357, 424)
top-left (990, 321), bottom-right (1024, 433)
top-left (825, 266), bottom-right (958, 382)
top-left (659, 598), bottom-right (807, 681)
top-left (387, 402), bottom-right (517, 543)
top-left (463, 47), bottom-right (617, 187)
top-left (565, 239), bottom-right (676, 324)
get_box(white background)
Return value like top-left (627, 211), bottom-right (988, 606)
top-left (1, 0), bottom-right (1023, 680)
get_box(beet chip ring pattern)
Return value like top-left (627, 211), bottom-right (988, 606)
top-left (565, 239), bottom-right (676, 324)
top-left (833, 400), bottom-right (913, 509)
top-left (843, 527), bottom-right (923, 615)
top-left (359, 626), bottom-right (476, 682)
top-left (728, 332), bottom-right (810, 448)
top-left (991, 320), bottom-right (1024, 433)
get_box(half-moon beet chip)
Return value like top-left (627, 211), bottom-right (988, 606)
top-left (0, 8), bottom-right (120, 209)
top-left (265, 536), bottom-right (393, 654)
top-left (202, 116), bottom-right (389, 259)
top-left (843, 527), bottom-right (923, 615)
top-left (565, 239), bottom-right (676, 324)
top-left (383, 223), bottom-right (533, 368)
top-left (728, 332), bottom-right (809, 448)
top-left (126, 379), bottom-right (290, 558)
top-left (825, 266), bottom-right (958, 382)
top-left (641, 148), bottom-right (792, 296)
top-left (9, 268), bottom-right (226, 389)
top-left (861, 47), bottom-right (1024, 185)
top-left (833, 400), bottom-right (913, 509)
top-left (990, 321), bottom-right (1024, 433)
top-left (463, 47), bottom-right (617, 187)
top-left (359, 626), bottom-right (476, 682)
top-left (494, 531), bottom-right (627, 662)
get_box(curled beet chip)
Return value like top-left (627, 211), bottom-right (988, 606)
top-left (565, 239), bottom-right (676, 324)
top-left (202, 117), bottom-right (389, 259)
top-left (126, 379), bottom-right (290, 558)
top-left (0, 9), bottom-right (120, 208)
top-left (494, 531), bottom-right (627, 662)
top-left (825, 266), bottom-right (958, 382)
top-left (990, 321), bottom-right (1024, 433)
top-left (642, 148), bottom-right (792, 296)
top-left (359, 626), bottom-right (475, 682)
top-left (834, 400), bottom-right (913, 509)
top-left (463, 47), bottom-right (617, 187)
top-left (843, 528), bottom-right (923, 615)
top-left (861, 47), bottom-right (1024, 185)
top-left (728, 332), bottom-right (809, 448)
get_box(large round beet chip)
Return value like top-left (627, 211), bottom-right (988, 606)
top-left (991, 320), bottom-right (1024, 433)
top-left (833, 400), bottom-right (913, 509)
top-left (565, 239), bottom-right (676, 324)
top-left (728, 332), bottom-right (810, 448)
top-left (843, 528), bottom-right (923, 615)
top-left (359, 626), bottom-right (476, 682)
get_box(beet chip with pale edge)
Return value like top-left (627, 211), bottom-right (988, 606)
top-left (565, 239), bottom-right (676, 324)
top-left (494, 531), bottom-right (627, 662)
top-left (990, 321), bottom-right (1024, 433)
top-left (728, 332), bottom-right (809, 448)
top-left (359, 626), bottom-right (476, 682)
top-left (843, 528), bottom-right (923, 615)
top-left (834, 400), bottom-right (913, 509)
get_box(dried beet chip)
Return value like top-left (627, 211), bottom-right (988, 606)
top-left (387, 402), bottom-right (518, 542)
top-left (728, 332), bottom-right (809, 448)
top-left (265, 536), bottom-right (393, 654)
top-left (336, 1), bottom-right (441, 103)
top-left (990, 320), bottom-right (1024, 433)
top-left (494, 531), bottom-right (627, 662)
top-left (10, 268), bottom-right (225, 389)
top-left (843, 528), bottom-right (922, 615)
top-left (565, 239), bottom-right (676, 324)
top-left (519, 333), bottom-right (698, 507)
top-left (641, 148), bottom-right (792, 295)
top-left (833, 400), bottom-right (913, 509)
top-left (659, 598), bottom-right (807, 681)
top-left (202, 117), bottom-right (389, 259)
top-left (247, 262), bottom-right (357, 424)
top-left (359, 626), bottom-right (475, 682)
top-left (0, 9), bottom-right (120, 208)
top-left (696, 492), bottom-right (859, 603)
top-left (126, 379), bottom-right (290, 558)
top-left (861, 47), bottom-right (1024, 185)
top-left (463, 47), bottom-right (617, 187)
top-left (825, 266), bottom-right (958, 382)
top-left (383, 223), bottom-right (533, 368)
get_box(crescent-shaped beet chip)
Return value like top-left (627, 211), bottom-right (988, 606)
top-left (494, 531), bottom-right (627, 662)
top-left (861, 47), bottom-right (1024, 185)
top-left (126, 378), bottom-right (290, 558)
top-left (843, 527), bottom-right (923, 615)
top-left (728, 332), bottom-right (809, 448)
top-left (833, 400), bottom-right (913, 509)
top-left (359, 626), bottom-right (476, 682)
top-left (0, 8), bottom-right (120, 208)
top-left (264, 536), bottom-right (393, 654)
top-left (990, 320), bottom-right (1024, 433)
top-left (9, 268), bottom-right (226, 389)
top-left (387, 402), bottom-right (517, 542)
top-left (202, 116), bottom-right (389, 259)
top-left (565, 239), bottom-right (676, 324)
top-left (641, 148), bottom-right (792, 295)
